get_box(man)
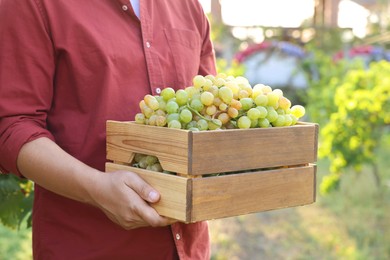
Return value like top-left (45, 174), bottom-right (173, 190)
top-left (0, 0), bottom-right (216, 259)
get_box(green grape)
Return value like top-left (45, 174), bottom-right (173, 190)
top-left (247, 108), bottom-right (261, 120)
top-left (145, 155), bottom-right (158, 166)
top-left (290, 105), bottom-right (306, 118)
top-left (218, 86), bottom-right (233, 104)
top-left (142, 106), bottom-right (154, 118)
top-left (166, 113), bottom-right (180, 123)
top-left (225, 81), bottom-right (239, 95)
top-left (266, 92), bottom-right (279, 108)
top-left (250, 118), bottom-right (258, 128)
top-left (200, 91), bottom-right (214, 106)
top-left (197, 119), bottom-right (209, 131)
top-left (161, 87), bottom-right (176, 101)
top-left (156, 98), bottom-right (167, 111)
top-left (176, 89), bottom-right (189, 106)
top-left (206, 105), bottom-right (217, 116)
top-left (156, 115), bottom-right (167, 127)
top-left (134, 153), bottom-right (146, 163)
top-left (135, 113), bottom-right (145, 124)
top-left (146, 162), bottom-right (163, 172)
top-left (290, 114), bottom-right (298, 125)
top-left (203, 79), bottom-right (213, 90)
top-left (186, 120), bottom-right (198, 129)
top-left (168, 119), bottom-right (181, 129)
top-left (253, 83), bottom-right (265, 91)
top-left (207, 85), bottom-right (219, 97)
top-left (205, 74), bottom-right (215, 82)
top-left (155, 109), bottom-right (166, 117)
top-left (256, 106), bottom-right (268, 118)
top-left (260, 85), bottom-right (272, 94)
top-left (251, 88), bottom-right (263, 99)
top-left (138, 156), bottom-right (149, 169)
top-left (144, 94), bottom-right (159, 110)
top-left (266, 108), bottom-right (278, 123)
top-left (215, 78), bottom-right (226, 87)
top-left (254, 94), bottom-right (268, 106)
top-left (237, 116), bottom-right (251, 129)
top-left (272, 89), bottom-right (283, 97)
top-left (148, 114), bottom-right (157, 126)
top-left (166, 100), bottom-right (179, 114)
top-left (272, 115), bottom-right (286, 127)
top-left (278, 96), bottom-right (291, 110)
top-left (185, 86), bottom-right (199, 98)
top-left (276, 108), bottom-right (286, 115)
top-left (227, 107), bottom-right (238, 118)
top-left (219, 102), bottom-right (228, 111)
top-left (240, 84), bottom-right (253, 97)
top-left (208, 119), bottom-right (222, 130)
top-left (179, 108), bottom-right (192, 123)
top-left (258, 118), bottom-right (271, 128)
top-left (284, 114), bottom-right (293, 126)
top-left (235, 76), bottom-right (249, 85)
top-left (190, 98), bottom-right (204, 112)
top-left (193, 75), bottom-right (206, 88)
top-left (238, 89), bottom-right (250, 99)
top-left (240, 97), bottom-right (254, 111)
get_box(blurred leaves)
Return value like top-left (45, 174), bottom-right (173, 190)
top-left (0, 174), bottom-right (33, 229)
top-left (303, 49), bottom-right (390, 194)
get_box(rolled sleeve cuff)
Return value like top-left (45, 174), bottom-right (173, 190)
top-left (0, 121), bottom-right (54, 178)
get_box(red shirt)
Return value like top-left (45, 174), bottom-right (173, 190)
top-left (0, 0), bottom-right (216, 259)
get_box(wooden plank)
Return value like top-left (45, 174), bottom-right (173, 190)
top-left (190, 123), bottom-right (318, 174)
top-left (106, 121), bottom-right (190, 173)
top-left (105, 162), bottom-right (189, 221)
top-left (190, 165), bottom-right (316, 222)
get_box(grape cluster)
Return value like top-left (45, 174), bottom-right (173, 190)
top-left (135, 73), bottom-right (306, 130)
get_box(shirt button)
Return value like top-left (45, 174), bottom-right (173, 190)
top-left (156, 88), bottom-right (161, 94)
top-left (146, 41), bottom-right (151, 48)
top-left (122, 5), bottom-right (128, 11)
top-left (176, 233), bottom-right (181, 240)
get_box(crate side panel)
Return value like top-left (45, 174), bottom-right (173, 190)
top-left (105, 162), bottom-right (189, 222)
top-left (190, 165), bottom-right (316, 222)
top-left (190, 123), bottom-right (318, 175)
top-left (106, 121), bottom-right (190, 174)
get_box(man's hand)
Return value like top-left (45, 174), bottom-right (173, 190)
top-left (17, 137), bottom-right (176, 230)
top-left (90, 170), bottom-right (176, 229)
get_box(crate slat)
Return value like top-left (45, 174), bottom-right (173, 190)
top-left (190, 165), bottom-right (316, 222)
top-left (105, 163), bottom-right (316, 223)
top-left (106, 121), bottom-right (319, 175)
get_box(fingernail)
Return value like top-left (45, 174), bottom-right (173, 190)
top-left (148, 190), bottom-right (159, 202)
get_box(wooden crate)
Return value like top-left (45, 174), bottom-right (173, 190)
top-left (106, 120), bottom-right (318, 222)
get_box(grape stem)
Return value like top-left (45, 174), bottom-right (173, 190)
top-left (185, 102), bottom-right (220, 126)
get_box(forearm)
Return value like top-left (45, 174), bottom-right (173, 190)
top-left (16, 137), bottom-right (101, 205)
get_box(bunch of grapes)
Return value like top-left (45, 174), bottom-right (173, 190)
top-left (135, 73), bottom-right (306, 130)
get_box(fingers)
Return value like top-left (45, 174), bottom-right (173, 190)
top-left (123, 171), bottom-right (161, 203)
top-left (102, 170), bottom-right (176, 229)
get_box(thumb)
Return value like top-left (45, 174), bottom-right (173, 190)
top-left (125, 172), bottom-right (160, 203)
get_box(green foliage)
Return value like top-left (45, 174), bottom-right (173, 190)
top-left (303, 49), bottom-right (390, 194)
top-left (216, 58), bottom-right (245, 77)
top-left (0, 174), bottom-right (33, 229)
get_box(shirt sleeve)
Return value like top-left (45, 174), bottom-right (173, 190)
top-left (0, 0), bottom-right (55, 177)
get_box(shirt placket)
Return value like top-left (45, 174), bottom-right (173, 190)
top-left (171, 223), bottom-right (185, 259)
top-left (139, 0), bottom-right (164, 96)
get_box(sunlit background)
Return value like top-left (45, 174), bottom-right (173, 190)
top-left (200, 0), bottom-right (376, 38)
